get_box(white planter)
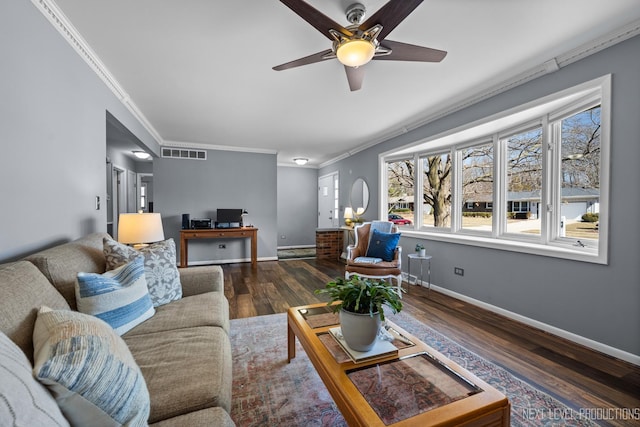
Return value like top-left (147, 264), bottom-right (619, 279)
top-left (339, 309), bottom-right (381, 351)
top-left (418, 249), bottom-right (426, 257)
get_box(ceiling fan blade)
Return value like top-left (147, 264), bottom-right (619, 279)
top-left (273, 49), bottom-right (334, 71)
top-left (344, 66), bottom-right (365, 91)
top-left (279, 0), bottom-right (352, 40)
top-left (374, 40), bottom-right (447, 62)
top-left (359, 0), bottom-right (423, 41)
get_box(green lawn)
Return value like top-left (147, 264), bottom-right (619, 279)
top-left (395, 213), bottom-right (599, 240)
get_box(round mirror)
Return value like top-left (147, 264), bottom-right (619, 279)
top-left (350, 178), bottom-right (369, 215)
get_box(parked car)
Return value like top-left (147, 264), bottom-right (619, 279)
top-left (388, 214), bottom-right (412, 225)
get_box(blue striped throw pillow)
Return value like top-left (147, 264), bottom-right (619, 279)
top-left (76, 256), bottom-right (155, 335)
top-left (33, 306), bottom-right (150, 426)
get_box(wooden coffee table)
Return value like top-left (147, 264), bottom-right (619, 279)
top-left (287, 303), bottom-right (510, 427)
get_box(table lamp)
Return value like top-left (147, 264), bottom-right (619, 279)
top-left (118, 212), bottom-right (165, 248)
top-left (344, 207), bottom-right (354, 226)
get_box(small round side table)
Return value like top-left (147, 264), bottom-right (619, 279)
top-left (407, 253), bottom-right (432, 295)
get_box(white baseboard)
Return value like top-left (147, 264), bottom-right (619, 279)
top-left (277, 245), bottom-right (316, 250)
top-left (416, 281), bottom-right (640, 366)
top-left (184, 256), bottom-right (277, 266)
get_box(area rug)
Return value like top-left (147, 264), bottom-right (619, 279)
top-left (277, 247), bottom-right (316, 260)
top-left (229, 311), bottom-right (597, 427)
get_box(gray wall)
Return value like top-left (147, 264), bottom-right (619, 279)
top-left (277, 166), bottom-right (318, 248)
top-left (153, 151), bottom-right (277, 263)
top-left (337, 155), bottom-right (380, 223)
top-left (0, 0), bottom-right (158, 261)
top-left (321, 35), bottom-right (640, 358)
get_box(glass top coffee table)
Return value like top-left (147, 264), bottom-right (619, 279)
top-left (287, 302), bottom-right (510, 427)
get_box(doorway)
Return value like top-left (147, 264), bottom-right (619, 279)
top-left (318, 172), bottom-right (339, 228)
top-left (107, 164), bottom-right (127, 239)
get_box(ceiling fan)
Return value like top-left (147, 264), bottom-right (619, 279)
top-left (273, 0), bottom-right (447, 91)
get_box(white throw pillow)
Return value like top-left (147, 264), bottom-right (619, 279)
top-left (33, 306), bottom-right (150, 427)
top-left (76, 256), bottom-right (155, 335)
top-left (0, 331), bottom-right (69, 426)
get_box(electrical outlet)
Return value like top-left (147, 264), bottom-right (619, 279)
top-left (218, 244), bottom-right (226, 249)
top-left (454, 267), bottom-right (464, 276)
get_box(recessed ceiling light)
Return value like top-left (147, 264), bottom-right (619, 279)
top-left (293, 158), bottom-right (308, 165)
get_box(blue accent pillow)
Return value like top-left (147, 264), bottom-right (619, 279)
top-left (365, 229), bottom-right (400, 262)
top-left (76, 256), bottom-right (155, 335)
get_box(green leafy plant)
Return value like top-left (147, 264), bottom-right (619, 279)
top-left (315, 275), bottom-right (402, 321)
top-left (415, 243), bottom-right (425, 251)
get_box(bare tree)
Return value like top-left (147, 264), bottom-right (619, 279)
top-left (386, 106), bottom-right (600, 227)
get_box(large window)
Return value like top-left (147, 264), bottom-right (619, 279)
top-left (423, 153), bottom-right (451, 229)
top-left (387, 159), bottom-right (415, 226)
top-left (460, 141), bottom-right (493, 233)
top-left (380, 76), bottom-right (609, 263)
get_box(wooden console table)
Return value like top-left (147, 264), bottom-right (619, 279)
top-left (179, 227), bottom-right (258, 268)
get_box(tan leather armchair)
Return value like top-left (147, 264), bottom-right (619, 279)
top-left (345, 222), bottom-right (404, 296)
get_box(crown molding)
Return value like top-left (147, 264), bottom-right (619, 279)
top-left (277, 162), bottom-right (318, 169)
top-left (321, 18), bottom-right (640, 168)
top-left (32, 0), bottom-right (164, 145)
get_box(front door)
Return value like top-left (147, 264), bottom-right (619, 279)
top-left (318, 172), bottom-right (339, 228)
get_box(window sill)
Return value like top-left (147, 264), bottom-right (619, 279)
top-left (401, 229), bottom-right (605, 265)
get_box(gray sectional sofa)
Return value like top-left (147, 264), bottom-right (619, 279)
top-left (0, 232), bottom-right (235, 426)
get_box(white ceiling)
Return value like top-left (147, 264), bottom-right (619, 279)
top-left (52, 0), bottom-right (640, 166)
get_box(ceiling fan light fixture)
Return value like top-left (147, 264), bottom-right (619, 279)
top-left (336, 39), bottom-right (375, 67)
top-left (293, 157), bottom-right (308, 165)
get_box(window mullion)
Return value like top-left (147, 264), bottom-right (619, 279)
top-left (451, 148), bottom-right (461, 232)
top-left (414, 153), bottom-right (423, 229)
top-left (494, 134), bottom-right (506, 237)
top-left (540, 116), bottom-right (553, 244)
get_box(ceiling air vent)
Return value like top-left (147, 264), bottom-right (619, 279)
top-left (161, 147), bottom-right (207, 160)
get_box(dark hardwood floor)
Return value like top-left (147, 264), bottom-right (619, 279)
top-left (222, 258), bottom-right (640, 426)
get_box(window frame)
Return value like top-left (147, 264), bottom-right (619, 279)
top-left (379, 75), bottom-right (610, 264)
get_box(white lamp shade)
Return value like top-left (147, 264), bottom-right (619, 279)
top-left (344, 207), bottom-right (354, 219)
top-left (118, 213), bottom-right (165, 244)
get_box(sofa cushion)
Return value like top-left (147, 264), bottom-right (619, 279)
top-left (104, 237), bottom-right (182, 307)
top-left (124, 327), bottom-right (232, 423)
top-left (0, 261), bottom-right (70, 362)
top-left (150, 406), bottom-right (236, 427)
top-left (178, 265), bottom-right (224, 295)
top-left (76, 256), bottom-right (155, 335)
top-left (26, 233), bottom-right (109, 310)
top-left (33, 306), bottom-right (150, 426)
top-left (124, 292), bottom-right (229, 337)
top-left (0, 331), bottom-right (69, 427)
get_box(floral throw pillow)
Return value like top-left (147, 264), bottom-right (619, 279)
top-left (104, 237), bottom-right (182, 307)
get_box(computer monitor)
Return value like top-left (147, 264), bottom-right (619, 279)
top-left (215, 209), bottom-right (243, 228)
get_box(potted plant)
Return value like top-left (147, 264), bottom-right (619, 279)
top-left (315, 275), bottom-right (402, 351)
top-left (415, 243), bottom-right (426, 257)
